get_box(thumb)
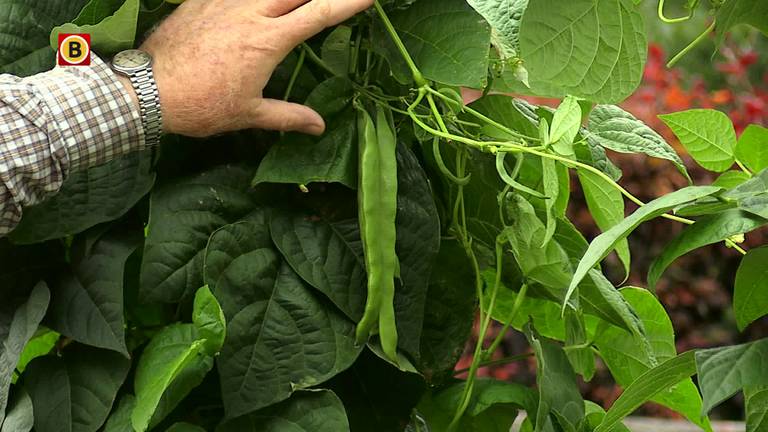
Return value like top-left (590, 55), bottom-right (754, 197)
top-left (250, 99), bottom-right (326, 135)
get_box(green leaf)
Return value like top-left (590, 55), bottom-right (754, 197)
top-left (418, 239), bottom-right (477, 384)
top-left (593, 288), bottom-right (710, 430)
top-left (166, 423), bottom-right (206, 432)
top-left (578, 171), bottom-right (630, 279)
top-left (253, 79), bottom-right (357, 188)
top-left (1, 389), bottom-right (33, 432)
top-left (564, 309), bottom-right (595, 381)
top-left (132, 324), bottom-right (213, 432)
top-left (269, 210), bottom-right (367, 321)
top-left (321, 26), bottom-right (352, 76)
top-left (734, 246), bottom-right (768, 331)
top-left (467, 0), bottom-right (528, 60)
top-left (526, 324), bottom-right (584, 432)
top-left (141, 165), bottom-right (257, 304)
top-left (648, 210), bottom-right (767, 289)
top-left (468, 96), bottom-right (541, 140)
top-left (204, 220), bottom-right (361, 419)
top-left (715, 0), bottom-right (768, 48)
top-left (0, 282), bottom-right (50, 425)
top-left (50, 0), bottom-right (140, 55)
top-left (549, 96), bottom-right (581, 157)
top-left (584, 401), bottom-right (630, 432)
top-left (216, 390), bottom-right (350, 432)
top-left (10, 151), bottom-right (156, 245)
top-left (103, 395), bottom-right (135, 432)
top-left (0, 0), bottom-right (89, 76)
top-left (735, 125), bottom-right (768, 173)
top-left (586, 105), bottom-right (690, 181)
top-left (374, 0), bottom-right (492, 87)
top-left (24, 345), bottom-right (130, 432)
top-left (745, 386), bottom-right (768, 432)
top-left (696, 338), bottom-right (768, 414)
top-left (14, 328), bottom-right (59, 382)
top-left (713, 171), bottom-right (751, 189)
top-left (47, 227), bottom-right (140, 356)
top-left (566, 186), bottom-right (722, 307)
top-left (192, 286), bottom-right (226, 355)
top-left (659, 109), bottom-right (737, 173)
top-left (518, 0), bottom-right (647, 103)
top-left (595, 351), bottom-right (698, 432)
top-left (328, 349), bottom-right (425, 432)
top-left (418, 379), bottom-right (536, 432)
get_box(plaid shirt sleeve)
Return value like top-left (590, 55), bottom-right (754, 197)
top-left (0, 54), bottom-right (145, 236)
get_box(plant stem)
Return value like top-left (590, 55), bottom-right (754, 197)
top-left (301, 42), bottom-right (337, 76)
top-left (453, 353), bottom-right (534, 376)
top-left (486, 283), bottom-right (528, 355)
top-left (283, 47), bottom-right (306, 102)
top-left (657, 0), bottom-right (693, 24)
top-left (736, 159), bottom-right (753, 177)
top-left (372, 0), bottom-right (427, 86)
top-left (667, 20), bottom-right (717, 68)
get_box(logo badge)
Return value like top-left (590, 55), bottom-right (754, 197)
top-left (57, 34), bottom-right (91, 66)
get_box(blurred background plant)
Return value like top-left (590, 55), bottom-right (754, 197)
top-left (457, 0), bottom-right (768, 421)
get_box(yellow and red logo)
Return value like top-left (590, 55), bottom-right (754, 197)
top-left (57, 34), bottom-right (91, 66)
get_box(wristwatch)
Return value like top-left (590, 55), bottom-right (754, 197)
top-left (111, 49), bottom-right (163, 146)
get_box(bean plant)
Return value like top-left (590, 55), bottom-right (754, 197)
top-left (0, 0), bottom-right (767, 431)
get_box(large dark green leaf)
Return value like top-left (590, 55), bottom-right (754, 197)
top-left (269, 211), bottom-right (367, 321)
top-left (328, 349), bottom-right (425, 432)
top-left (24, 345), bottom-right (130, 432)
top-left (204, 220), bottom-right (361, 419)
top-left (0, 0), bottom-right (89, 76)
top-left (518, 0), bottom-right (647, 102)
top-left (418, 239), bottom-right (476, 383)
top-left (418, 379), bottom-right (537, 432)
top-left (46, 227), bottom-right (140, 356)
top-left (696, 338), bottom-right (768, 414)
top-left (217, 390), bottom-right (350, 432)
top-left (648, 210), bottom-right (767, 289)
top-left (0, 283), bottom-right (50, 426)
top-left (10, 151), bottom-right (155, 245)
top-left (567, 186), bottom-right (722, 306)
top-left (596, 351), bottom-right (698, 432)
top-left (374, 0), bottom-right (492, 87)
top-left (734, 246), bottom-right (768, 331)
top-left (392, 144), bottom-right (441, 358)
top-left (141, 165), bottom-right (257, 303)
top-left (593, 288), bottom-right (710, 430)
top-left (253, 79), bottom-right (358, 189)
top-left (526, 325), bottom-right (584, 432)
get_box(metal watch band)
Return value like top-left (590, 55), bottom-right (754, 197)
top-left (128, 67), bottom-right (163, 146)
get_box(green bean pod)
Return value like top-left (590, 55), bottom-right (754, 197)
top-left (354, 103), bottom-right (399, 363)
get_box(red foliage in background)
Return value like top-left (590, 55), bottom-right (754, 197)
top-left (457, 43), bottom-right (768, 420)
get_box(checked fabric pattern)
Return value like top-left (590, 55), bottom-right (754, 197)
top-left (0, 55), bottom-right (144, 236)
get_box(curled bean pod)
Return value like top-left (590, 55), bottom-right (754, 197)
top-left (495, 152), bottom-right (546, 199)
top-left (355, 103), bottom-right (399, 363)
top-left (432, 137), bottom-right (471, 186)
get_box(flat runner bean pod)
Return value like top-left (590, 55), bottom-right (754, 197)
top-left (354, 103), bottom-right (399, 363)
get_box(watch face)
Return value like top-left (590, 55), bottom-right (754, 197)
top-left (113, 49), bottom-right (152, 71)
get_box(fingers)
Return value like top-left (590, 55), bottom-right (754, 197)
top-left (280, 0), bottom-right (374, 46)
top-left (249, 99), bottom-right (326, 135)
top-left (258, 0), bottom-right (309, 17)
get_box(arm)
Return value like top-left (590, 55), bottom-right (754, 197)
top-left (0, 0), bottom-right (373, 236)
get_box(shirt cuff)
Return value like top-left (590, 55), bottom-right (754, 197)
top-left (26, 53), bottom-right (145, 174)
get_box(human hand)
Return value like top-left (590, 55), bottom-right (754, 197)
top-left (138, 0), bottom-right (374, 137)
